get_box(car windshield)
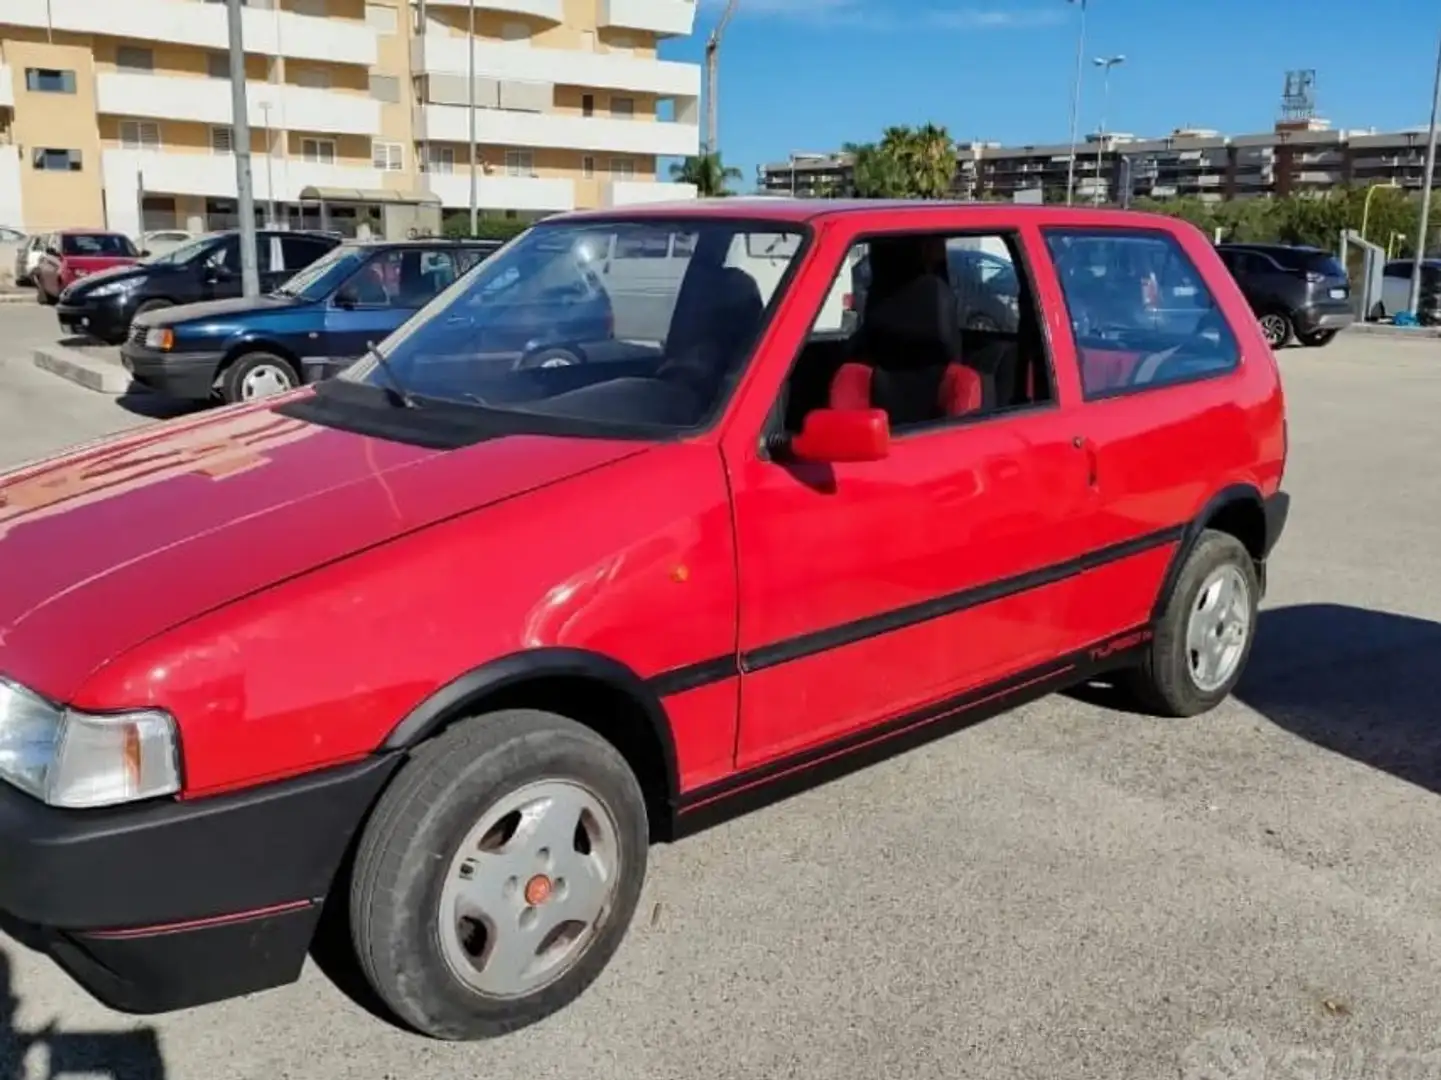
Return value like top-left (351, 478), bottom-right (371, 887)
top-left (274, 244), bottom-right (368, 300)
top-left (335, 218), bottom-right (805, 432)
top-left (142, 235), bottom-right (220, 266)
top-left (62, 233), bottom-right (137, 257)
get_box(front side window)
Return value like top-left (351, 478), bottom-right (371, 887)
top-left (1044, 229), bottom-right (1240, 399)
top-left (334, 219), bottom-right (806, 433)
top-left (337, 248), bottom-right (463, 308)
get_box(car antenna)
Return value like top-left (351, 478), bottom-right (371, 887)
top-left (364, 340), bottom-right (418, 408)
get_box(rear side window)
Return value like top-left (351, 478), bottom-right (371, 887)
top-left (1044, 229), bottom-right (1240, 400)
top-left (1269, 247), bottom-right (1346, 278)
top-left (280, 235), bottom-right (334, 271)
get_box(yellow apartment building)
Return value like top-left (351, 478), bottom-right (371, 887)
top-left (0, 0), bottom-right (701, 237)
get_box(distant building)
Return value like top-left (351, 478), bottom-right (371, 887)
top-left (759, 120), bottom-right (1441, 204)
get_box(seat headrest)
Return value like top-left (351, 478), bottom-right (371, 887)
top-left (859, 274), bottom-right (959, 369)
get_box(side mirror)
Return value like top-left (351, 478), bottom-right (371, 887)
top-left (334, 287), bottom-right (358, 309)
top-left (789, 408), bottom-right (890, 464)
top-left (139, 248), bottom-right (151, 258)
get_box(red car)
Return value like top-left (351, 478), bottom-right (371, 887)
top-left (33, 228), bottom-right (141, 306)
top-left (0, 200), bottom-right (1288, 1040)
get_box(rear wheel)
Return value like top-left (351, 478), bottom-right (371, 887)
top-left (1257, 311), bottom-right (1293, 349)
top-left (349, 709), bottom-right (648, 1040)
top-left (220, 351), bottom-right (299, 404)
top-left (517, 346), bottom-right (583, 370)
top-left (1296, 328), bottom-right (1338, 347)
top-left (35, 281), bottom-right (54, 306)
top-left (1123, 529), bottom-right (1259, 718)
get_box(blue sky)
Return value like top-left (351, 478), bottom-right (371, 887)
top-left (659, 0), bottom-right (1440, 188)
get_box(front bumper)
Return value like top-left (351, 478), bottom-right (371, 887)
top-left (120, 344), bottom-right (226, 401)
top-left (0, 755), bottom-right (399, 1014)
top-left (56, 294), bottom-right (134, 343)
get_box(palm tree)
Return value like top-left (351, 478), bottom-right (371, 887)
top-left (670, 153), bottom-right (743, 197)
top-left (847, 141), bottom-right (908, 199)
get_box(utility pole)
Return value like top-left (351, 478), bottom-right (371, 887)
top-left (1409, 29), bottom-right (1441, 316)
top-left (1064, 0), bottom-right (1087, 206)
top-left (702, 0), bottom-right (738, 158)
top-left (226, 0), bottom-right (260, 297)
top-left (467, 0), bottom-right (478, 234)
top-left (259, 100), bottom-right (277, 227)
top-left (1093, 54), bottom-right (1123, 205)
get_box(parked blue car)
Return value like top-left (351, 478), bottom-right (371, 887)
top-left (119, 239), bottom-right (505, 404)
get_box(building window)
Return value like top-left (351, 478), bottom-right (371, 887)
top-left (296, 68), bottom-right (331, 90)
top-left (116, 46), bottom-right (154, 73)
top-left (25, 68), bottom-right (76, 94)
top-left (610, 96), bottom-right (635, 119)
top-left (581, 93), bottom-right (594, 117)
top-left (582, 155), bottom-right (595, 178)
top-left (426, 146), bottom-right (455, 174)
top-left (369, 73), bottom-right (400, 103)
top-left (505, 150), bottom-right (534, 177)
top-left (302, 138), bottom-right (337, 163)
top-left (609, 157), bottom-right (635, 179)
top-left (292, 0), bottom-right (327, 15)
top-left (32, 148), bottom-right (82, 171)
top-left (364, 2), bottom-right (397, 32)
top-left (372, 140), bottom-right (404, 171)
top-left (207, 52), bottom-right (230, 79)
top-left (119, 120), bottom-right (162, 150)
top-left (211, 125), bottom-right (235, 154)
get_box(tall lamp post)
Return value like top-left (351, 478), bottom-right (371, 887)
top-left (1409, 29), bottom-right (1441, 316)
top-left (1092, 54), bottom-right (1124, 205)
top-left (467, 0), bottom-right (478, 234)
top-left (258, 100), bottom-right (277, 228)
top-left (225, 0), bottom-right (259, 298)
top-left (1064, 0), bottom-right (1088, 205)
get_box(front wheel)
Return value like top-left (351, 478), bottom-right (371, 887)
top-left (35, 282), bottom-right (55, 306)
top-left (1257, 311), bottom-right (1293, 349)
top-left (1296, 328), bottom-right (1338, 347)
top-left (517, 345), bottom-right (583, 371)
top-left (349, 710), bottom-right (649, 1040)
top-left (220, 351), bottom-right (300, 404)
top-left (1122, 529), bottom-right (1259, 718)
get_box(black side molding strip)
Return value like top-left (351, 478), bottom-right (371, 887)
top-left (672, 625), bottom-right (1155, 838)
top-left (646, 524), bottom-right (1183, 696)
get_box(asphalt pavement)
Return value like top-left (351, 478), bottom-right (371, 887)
top-left (2, 315), bottom-right (1441, 1080)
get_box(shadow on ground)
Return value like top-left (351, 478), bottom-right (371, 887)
top-left (114, 388), bottom-right (208, 422)
top-left (0, 949), bottom-right (165, 1079)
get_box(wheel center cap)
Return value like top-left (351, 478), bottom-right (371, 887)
top-left (524, 874), bottom-right (553, 906)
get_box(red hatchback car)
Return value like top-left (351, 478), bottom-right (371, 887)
top-left (33, 228), bottom-right (141, 306)
top-left (0, 201), bottom-right (1287, 1039)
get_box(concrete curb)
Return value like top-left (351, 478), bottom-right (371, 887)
top-left (1344, 322), bottom-right (1441, 340)
top-left (31, 343), bottom-right (131, 395)
top-left (0, 292), bottom-right (31, 305)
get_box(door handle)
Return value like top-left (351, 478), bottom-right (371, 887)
top-left (1073, 435), bottom-right (1099, 488)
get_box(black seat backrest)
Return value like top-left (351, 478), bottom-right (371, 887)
top-left (854, 273), bottom-right (963, 426)
top-left (656, 264), bottom-right (765, 403)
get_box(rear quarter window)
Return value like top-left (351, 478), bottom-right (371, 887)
top-left (1044, 229), bottom-right (1241, 400)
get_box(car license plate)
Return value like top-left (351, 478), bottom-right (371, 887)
top-left (1329, 287), bottom-right (1347, 299)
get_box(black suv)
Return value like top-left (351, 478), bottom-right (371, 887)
top-left (1214, 242), bottom-right (1353, 348)
top-left (55, 229), bottom-right (340, 345)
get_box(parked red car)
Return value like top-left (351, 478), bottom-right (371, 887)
top-left (0, 200), bottom-right (1288, 1040)
top-left (33, 228), bottom-right (141, 306)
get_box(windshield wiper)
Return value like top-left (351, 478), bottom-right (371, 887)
top-left (363, 342), bottom-right (419, 409)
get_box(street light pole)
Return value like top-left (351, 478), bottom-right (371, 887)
top-left (225, 0), bottom-right (260, 298)
top-left (467, 0), bottom-right (478, 234)
top-left (259, 100), bottom-right (277, 227)
top-left (1093, 55), bottom-right (1123, 205)
top-left (1409, 29), bottom-right (1441, 316)
top-left (1064, 0), bottom-right (1087, 206)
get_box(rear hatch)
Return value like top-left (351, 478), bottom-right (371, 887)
top-left (1271, 247), bottom-right (1350, 307)
top-left (60, 233), bottom-right (140, 285)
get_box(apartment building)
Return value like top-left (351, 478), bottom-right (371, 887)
top-left (0, 0), bottom-right (700, 237)
top-left (759, 123), bottom-right (1441, 206)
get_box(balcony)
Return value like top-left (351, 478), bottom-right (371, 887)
top-left (412, 0), bottom-right (563, 20)
top-left (0, 65), bottom-right (13, 109)
top-left (101, 148), bottom-right (380, 204)
top-left (6, 0), bottom-right (377, 66)
top-left (598, 0), bottom-right (697, 37)
top-left (423, 171), bottom-right (575, 211)
top-left (411, 34), bottom-right (699, 99)
top-left (97, 73), bottom-right (380, 137)
top-left (602, 179), bottom-right (696, 205)
top-left (417, 104), bottom-right (698, 157)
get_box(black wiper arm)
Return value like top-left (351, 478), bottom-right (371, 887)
top-left (363, 342), bottom-right (419, 409)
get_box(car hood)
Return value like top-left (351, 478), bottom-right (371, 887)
top-left (67, 264), bottom-right (147, 294)
top-left (146, 294), bottom-right (307, 328)
top-left (0, 400), bottom-right (647, 700)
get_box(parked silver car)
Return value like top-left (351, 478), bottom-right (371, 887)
top-left (12, 234), bottom-right (44, 287)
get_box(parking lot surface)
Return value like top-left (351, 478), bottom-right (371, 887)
top-left (2, 316), bottom-right (1441, 1080)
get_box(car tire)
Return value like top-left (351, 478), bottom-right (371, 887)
top-left (516, 346), bottom-right (583, 370)
top-left (1370, 302), bottom-right (1387, 322)
top-left (1122, 529), bottom-right (1259, 718)
top-left (965, 313), bottom-right (1000, 332)
top-left (349, 709), bottom-right (649, 1041)
top-left (1296, 328), bottom-right (1338, 347)
top-left (220, 351), bottom-right (300, 404)
top-left (1257, 311), bottom-right (1293, 349)
top-left (35, 282), bottom-right (54, 307)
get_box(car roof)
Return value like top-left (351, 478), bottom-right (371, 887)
top-left (56, 227), bottom-right (129, 236)
top-left (338, 238), bottom-right (498, 249)
top-left (549, 197), bottom-right (1187, 231)
top-left (1219, 242), bottom-right (1327, 254)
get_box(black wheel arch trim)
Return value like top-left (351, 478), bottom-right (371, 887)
top-left (380, 646), bottom-right (682, 810)
top-left (1150, 482), bottom-right (1280, 620)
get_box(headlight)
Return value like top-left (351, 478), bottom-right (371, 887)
top-left (144, 327), bottom-right (174, 350)
top-left (88, 279), bottom-right (138, 299)
top-left (0, 678), bottom-right (180, 808)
